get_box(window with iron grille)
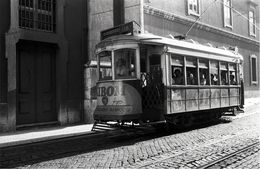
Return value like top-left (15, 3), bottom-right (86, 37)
top-left (19, 0), bottom-right (56, 32)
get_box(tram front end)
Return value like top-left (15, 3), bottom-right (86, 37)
top-left (94, 80), bottom-right (142, 122)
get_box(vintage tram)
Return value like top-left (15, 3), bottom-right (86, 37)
top-left (94, 23), bottom-right (244, 127)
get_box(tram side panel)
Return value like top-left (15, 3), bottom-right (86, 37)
top-left (167, 86), bottom-right (241, 114)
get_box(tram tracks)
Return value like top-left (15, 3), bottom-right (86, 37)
top-left (197, 141), bottom-right (260, 169)
top-left (134, 131), bottom-right (259, 169)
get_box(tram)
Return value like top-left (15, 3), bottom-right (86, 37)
top-left (94, 22), bottom-right (244, 127)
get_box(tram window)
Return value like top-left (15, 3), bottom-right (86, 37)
top-left (114, 48), bottom-right (136, 79)
top-left (220, 62), bottom-right (228, 85)
top-left (229, 63), bottom-right (237, 85)
top-left (210, 61), bottom-right (219, 85)
top-left (186, 57), bottom-right (197, 85)
top-left (199, 59), bottom-right (209, 85)
top-left (98, 51), bottom-right (112, 81)
top-left (171, 55), bottom-right (184, 85)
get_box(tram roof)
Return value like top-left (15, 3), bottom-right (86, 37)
top-left (96, 33), bottom-right (243, 62)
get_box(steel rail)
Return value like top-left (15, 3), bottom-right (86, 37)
top-left (197, 141), bottom-right (260, 169)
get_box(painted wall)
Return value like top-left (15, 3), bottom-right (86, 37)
top-left (0, 0), bottom-right (10, 131)
top-left (144, 0), bottom-right (259, 40)
top-left (64, 0), bottom-right (87, 123)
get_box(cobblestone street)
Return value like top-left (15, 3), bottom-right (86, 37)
top-left (1, 103), bottom-right (260, 169)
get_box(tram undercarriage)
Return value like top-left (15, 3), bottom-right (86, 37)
top-left (92, 106), bottom-right (243, 131)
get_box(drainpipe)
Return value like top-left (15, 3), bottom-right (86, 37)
top-left (140, 0), bottom-right (144, 33)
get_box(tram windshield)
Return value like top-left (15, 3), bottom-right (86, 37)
top-left (98, 51), bottom-right (112, 80)
top-left (114, 48), bottom-right (136, 79)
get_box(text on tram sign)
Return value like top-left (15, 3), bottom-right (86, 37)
top-left (97, 85), bottom-right (126, 97)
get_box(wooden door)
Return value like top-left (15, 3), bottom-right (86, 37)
top-left (17, 50), bottom-right (36, 125)
top-left (17, 45), bottom-right (56, 125)
top-left (36, 49), bottom-right (56, 123)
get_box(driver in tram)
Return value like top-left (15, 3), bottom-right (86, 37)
top-left (116, 58), bottom-right (128, 77)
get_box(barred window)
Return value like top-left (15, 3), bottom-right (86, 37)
top-left (19, 0), bottom-right (56, 32)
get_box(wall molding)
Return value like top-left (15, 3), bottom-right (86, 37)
top-left (144, 5), bottom-right (260, 46)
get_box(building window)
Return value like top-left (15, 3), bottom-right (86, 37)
top-left (223, 0), bottom-right (233, 28)
top-left (19, 0), bottom-right (56, 32)
top-left (250, 55), bottom-right (258, 85)
top-left (187, 0), bottom-right (200, 16)
top-left (249, 9), bottom-right (256, 37)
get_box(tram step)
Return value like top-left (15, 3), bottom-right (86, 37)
top-left (91, 122), bottom-right (118, 132)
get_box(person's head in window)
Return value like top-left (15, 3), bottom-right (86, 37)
top-left (221, 71), bottom-right (228, 85)
top-left (116, 58), bottom-right (128, 76)
top-left (172, 68), bottom-right (183, 85)
top-left (187, 73), bottom-right (196, 85)
top-left (211, 74), bottom-right (218, 85)
top-left (200, 74), bottom-right (207, 85)
top-left (230, 74), bottom-right (236, 85)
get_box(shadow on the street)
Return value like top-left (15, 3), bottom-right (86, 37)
top-left (0, 118), bottom-right (231, 168)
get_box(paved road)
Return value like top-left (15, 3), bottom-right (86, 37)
top-left (1, 104), bottom-right (260, 168)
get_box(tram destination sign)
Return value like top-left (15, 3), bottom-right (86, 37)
top-left (100, 21), bottom-right (140, 40)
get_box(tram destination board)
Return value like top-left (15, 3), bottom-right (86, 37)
top-left (100, 21), bottom-right (140, 40)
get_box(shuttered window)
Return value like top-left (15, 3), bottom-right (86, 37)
top-left (223, 0), bottom-right (233, 28)
top-left (187, 0), bottom-right (200, 16)
top-left (250, 55), bottom-right (258, 85)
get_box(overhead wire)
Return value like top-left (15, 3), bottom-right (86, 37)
top-left (185, 0), bottom-right (219, 37)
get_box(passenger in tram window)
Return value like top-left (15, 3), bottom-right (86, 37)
top-left (172, 68), bottom-right (183, 85)
top-left (200, 74), bottom-right (207, 85)
top-left (116, 58), bottom-right (128, 77)
top-left (230, 74), bottom-right (237, 85)
top-left (211, 74), bottom-right (218, 85)
top-left (221, 71), bottom-right (228, 85)
top-left (187, 73), bottom-right (196, 85)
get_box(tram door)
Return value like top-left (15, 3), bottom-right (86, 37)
top-left (141, 53), bottom-right (164, 121)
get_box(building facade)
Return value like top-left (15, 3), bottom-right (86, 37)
top-left (0, 0), bottom-right (87, 132)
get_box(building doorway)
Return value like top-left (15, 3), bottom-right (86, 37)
top-left (17, 42), bottom-right (56, 126)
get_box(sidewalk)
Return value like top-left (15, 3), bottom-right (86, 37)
top-left (0, 124), bottom-right (93, 148)
top-left (0, 97), bottom-right (259, 149)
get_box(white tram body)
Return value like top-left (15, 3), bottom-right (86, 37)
top-left (94, 32), bottom-right (243, 126)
